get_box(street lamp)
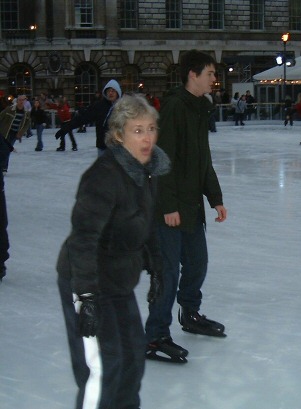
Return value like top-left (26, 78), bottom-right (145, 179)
top-left (281, 32), bottom-right (290, 100)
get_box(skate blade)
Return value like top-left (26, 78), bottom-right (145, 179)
top-left (146, 350), bottom-right (188, 364)
top-left (181, 327), bottom-right (227, 338)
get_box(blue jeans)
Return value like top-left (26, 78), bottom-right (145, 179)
top-left (36, 124), bottom-right (44, 149)
top-left (145, 212), bottom-right (208, 342)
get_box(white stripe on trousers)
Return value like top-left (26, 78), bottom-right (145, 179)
top-left (73, 295), bottom-right (102, 409)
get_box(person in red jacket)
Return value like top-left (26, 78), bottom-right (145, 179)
top-left (48, 98), bottom-right (78, 151)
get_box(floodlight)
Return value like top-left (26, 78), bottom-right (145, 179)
top-left (276, 54), bottom-right (283, 65)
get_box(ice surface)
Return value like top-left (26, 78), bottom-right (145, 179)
top-left (0, 122), bottom-right (301, 409)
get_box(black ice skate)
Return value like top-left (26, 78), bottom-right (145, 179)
top-left (178, 308), bottom-right (227, 338)
top-left (146, 336), bottom-right (188, 364)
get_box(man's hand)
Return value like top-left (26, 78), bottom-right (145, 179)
top-left (214, 205), bottom-right (227, 223)
top-left (164, 211), bottom-right (181, 227)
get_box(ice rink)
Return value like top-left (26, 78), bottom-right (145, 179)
top-left (0, 121), bottom-right (301, 409)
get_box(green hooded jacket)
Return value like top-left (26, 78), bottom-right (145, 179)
top-left (156, 85), bottom-right (223, 232)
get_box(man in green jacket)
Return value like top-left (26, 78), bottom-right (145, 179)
top-left (145, 50), bottom-right (228, 363)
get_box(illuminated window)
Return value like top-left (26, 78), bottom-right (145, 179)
top-left (74, 64), bottom-right (97, 106)
top-left (167, 65), bottom-right (181, 89)
top-left (8, 65), bottom-right (32, 97)
top-left (121, 66), bottom-right (140, 92)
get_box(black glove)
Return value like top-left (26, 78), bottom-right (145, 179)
top-left (147, 271), bottom-right (163, 304)
top-left (78, 294), bottom-right (100, 337)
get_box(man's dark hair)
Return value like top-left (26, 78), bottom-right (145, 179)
top-left (180, 50), bottom-right (216, 85)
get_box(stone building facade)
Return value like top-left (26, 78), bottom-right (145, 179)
top-left (0, 0), bottom-right (300, 106)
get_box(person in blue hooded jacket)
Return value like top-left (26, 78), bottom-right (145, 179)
top-left (55, 79), bottom-right (122, 156)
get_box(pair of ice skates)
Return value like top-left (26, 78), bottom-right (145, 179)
top-left (146, 308), bottom-right (226, 364)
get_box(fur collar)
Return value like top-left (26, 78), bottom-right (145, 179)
top-left (109, 144), bottom-right (170, 187)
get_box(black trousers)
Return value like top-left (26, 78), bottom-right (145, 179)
top-left (97, 291), bottom-right (146, 409)
top-left (0, 131), bottom-right (16, 171)
top-left (59, 131), bottom-right (77, 149)
top-left (57, 276), bottom-right (102, 409)
top-left (0, 170), bottom-right (9, 265)
top-left (57, 276), bottom-right (145, 409)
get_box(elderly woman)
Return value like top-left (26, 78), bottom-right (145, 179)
top-left (56, 93), bottom-right (170, 409)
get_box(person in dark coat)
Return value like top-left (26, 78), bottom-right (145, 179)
top-left (283, 95), bottom-right (294, 126)
top-left (55, 79), bottom-right (122, 157)
top-left (245, 90), bottom-right (256, 120)
top-left (145, 50), bottom-right (227, 364)
top-left (56, 93), bottom-right (170, 409)
top-left (30, 99), bottom-right (49, 151)
top-left (0, 166), bottom-right (9, 281)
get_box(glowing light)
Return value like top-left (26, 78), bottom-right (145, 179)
top-left (281, 33), bottom-right (290, 43)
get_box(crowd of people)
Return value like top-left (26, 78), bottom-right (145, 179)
top-left (207, 88), bottom-right (257, 131)
top-left (210, 87), bottom-right (301, 130)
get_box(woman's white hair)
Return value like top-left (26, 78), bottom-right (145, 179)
top-left (105, 93), bottom-right (159, 146)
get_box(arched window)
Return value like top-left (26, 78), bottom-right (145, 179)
top-left (74, 63), bottom-right (97, 108)
top-left (8, 64), bottom-right (33, 98)
top-left (121, 65), bottom-right (140, 93)
top-left (166, 64), bottom-right (181, 90)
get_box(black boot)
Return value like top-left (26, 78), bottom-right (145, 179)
top-left (146, 336), bottom-right (188, 363)
top-left (178, 308), bottom-right (226, 338)
top-left (56, 146), bottom-right (65, 151)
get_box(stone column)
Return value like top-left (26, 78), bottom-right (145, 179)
top-left (35, 0), bottom-right (47, 39)
top-left (105, 0), bottom-right (120, 45)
